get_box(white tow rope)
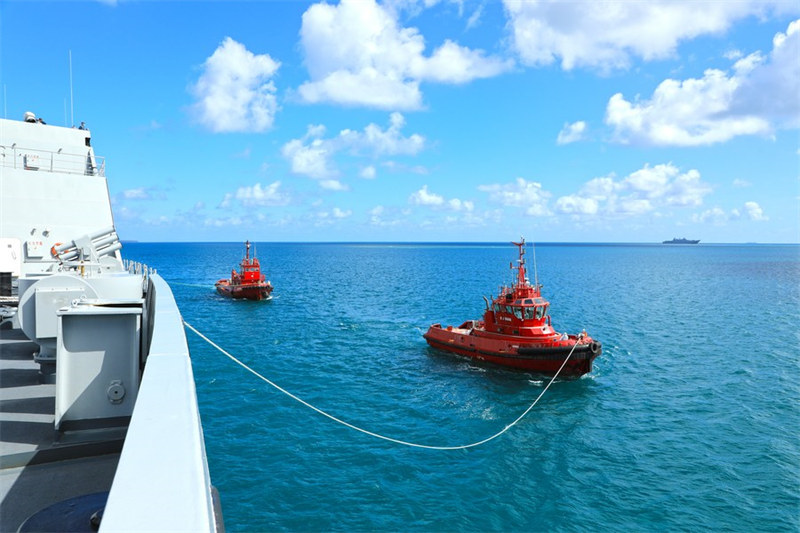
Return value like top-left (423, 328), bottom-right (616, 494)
top-left (184, 321), bottom-right (579, 450)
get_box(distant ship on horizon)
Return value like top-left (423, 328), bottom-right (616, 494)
top-left (663, 237), bottom-right (700, 244)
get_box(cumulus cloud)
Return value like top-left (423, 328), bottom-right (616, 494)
top-left (692, 206), bottom-right (730, 225)
top-left (693, 201), bottom-right (768, 224)
top-left (297, 0), bottom-right (512, 109)
top-left (220, 181), bottom-right (289, 208)
top-left (478, 177), bottom-right (551, 216)
top-left (504, 0), bottom-right (795, 71)
top-left (554, 195), bottom-right (599, 215)
top-left (556, 121), bottom-right (587, 145)
top-left (349, 112), bottom-right (425, 156)
top-left (409, 184), bottom-right (443, 206)
top-left (320, 179), bottom-right (349, 191)
top-left (555, 163), bottom-right (712, 217)
top-left (743, 201), bottom-right (768, 221)
top-left (190, 37), bottom-right (281, 133)
top-left (282, 134), bottom-right (337, 179)
top-left (409, 185), bottom-right (473, 211)
top-left (730, 19), bottom-right (800, 128)
top-left (605, 19), bottom-right (800, 146)
top-left (281, 113), bottom-right (425, 183)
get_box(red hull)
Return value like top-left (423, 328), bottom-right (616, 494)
top-left (215, 280), bottom-right (273, 301)
top-left (423, 324), bottom-right (599, 377)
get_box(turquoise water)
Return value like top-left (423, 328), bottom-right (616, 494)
top-left (125, 242), bottom-right (800, 532)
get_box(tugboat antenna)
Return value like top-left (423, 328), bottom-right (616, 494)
top-left (531, 239), bottom-right (539, 289)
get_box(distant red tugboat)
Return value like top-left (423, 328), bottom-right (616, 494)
top-left (423, 239), bottom-right (601, 377)
top-left (215, 241), bottom-right (273, 301)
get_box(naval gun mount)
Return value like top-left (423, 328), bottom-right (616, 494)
top-left (16, 226), bottom-right (148, 432)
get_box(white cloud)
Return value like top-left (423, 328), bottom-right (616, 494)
top-left (555, 163), bottom-right (712, 217)
top-left (368, 204), bottom-right (405, 227)
top-left (282, 135), bottom-right (337, 179)
top-left (724, 49), bottom-right (744, 61)
top-left (554, 195), bottom-right (598, 215)
top-left (466, 5), bottom-right (483, 30)
top-left (297, 0), bottom-right (512, 109)
top-left (409, 185), bottom-right (444, 206)
top-left (315, 206), bottom-right (353, 224)
top-left (221, 181), bottom-right (289, 208)
top-left (123, 187), bottom-right (151, 200)
top-left (382, 161), bottom-right (429, 174)
top-left (605, 19), bottom-right (800, 146)
top-left (693, 206), bottom-right (729, 225)
top-left (478, 177), bottom-right (551, 216)
top-left (320, 179), bottom-right (349, 191)
top-left (336, 112), bottom-right (425, 158)
top-left (731, 19), bottom-right (800, 128)
top-left (605, 69), bottom-right (770, 146)
top-left (204, 216), bottom-right (243, 228)
top-left (281, 113), bottom-right (425, 182)
top-left (743, 201), bottom-right (768, 221)
top-left (693, 201), bottom-right (768, 224)
top-left (504, 0), bottom-right (796, 71)
top-left (447, 198), bottom-right (474, 212)
top-left (409, 185), bottom-right (473, 211)
top-left (190, 37), bottom-right (281, 133)
top-left (360, 165), bottom-right (377, 179)
top-left (732, 178), bottom-right (752, 188)
top-left (556, 121), bottom-right (587, 145)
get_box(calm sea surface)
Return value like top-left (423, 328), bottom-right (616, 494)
top-left (124, 242), bottom-right (800, 532)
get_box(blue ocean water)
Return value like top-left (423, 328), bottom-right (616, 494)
top-left (124, 242), bottom-right (800, 532)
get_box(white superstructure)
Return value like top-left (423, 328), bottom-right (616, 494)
top-left (0, 113), bottom-right (222, 531)
top-left (1, 114), bottom-right (114, 277)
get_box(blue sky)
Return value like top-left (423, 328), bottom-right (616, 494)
top-left (2, 0), bottom-right (798, 242)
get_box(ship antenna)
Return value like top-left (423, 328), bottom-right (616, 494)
top-left (531, 239), bottom-right (539, 289)
top-left (69, 50), bottom-right (74, 127)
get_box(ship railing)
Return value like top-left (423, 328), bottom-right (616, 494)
top-left (0, 143), bottom-right (105, 176)
top-left (123, 259), bottom-right (156, 279)
top-left (101, 272), bottom-right (221, 532)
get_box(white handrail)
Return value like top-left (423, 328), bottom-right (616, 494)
top-left (0, 143), bottom-right (105, 176)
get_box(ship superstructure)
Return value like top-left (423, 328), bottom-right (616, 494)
top-left (0, 114), bottom-right (222, 531)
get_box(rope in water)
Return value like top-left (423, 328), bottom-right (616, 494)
top-left (184, 321), bottom-right (579, 450)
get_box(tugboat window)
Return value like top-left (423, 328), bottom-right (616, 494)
top-left (513, 307), bottom-right (523, 319)
top-left (524, 307), bottom-right (535, 320)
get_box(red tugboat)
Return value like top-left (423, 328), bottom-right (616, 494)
top-left (423, 239), bottom-right (601, 377)
top-left (215, 241), bottom-right (274, 301)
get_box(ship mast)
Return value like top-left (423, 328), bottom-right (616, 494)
top-left (511, 238), bottom-right (528, 288)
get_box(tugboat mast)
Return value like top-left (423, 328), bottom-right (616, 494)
top-left (511, 238), bottom-right (529, 288)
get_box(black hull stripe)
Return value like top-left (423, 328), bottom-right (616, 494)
top-left (424, 337), bottom-right (599, 362)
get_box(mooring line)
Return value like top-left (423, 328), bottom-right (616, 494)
top-left (184, 321), bottom-right (578, 450)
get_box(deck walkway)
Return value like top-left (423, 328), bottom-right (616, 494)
top-left (0, 326), bottom-right (121, 531)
